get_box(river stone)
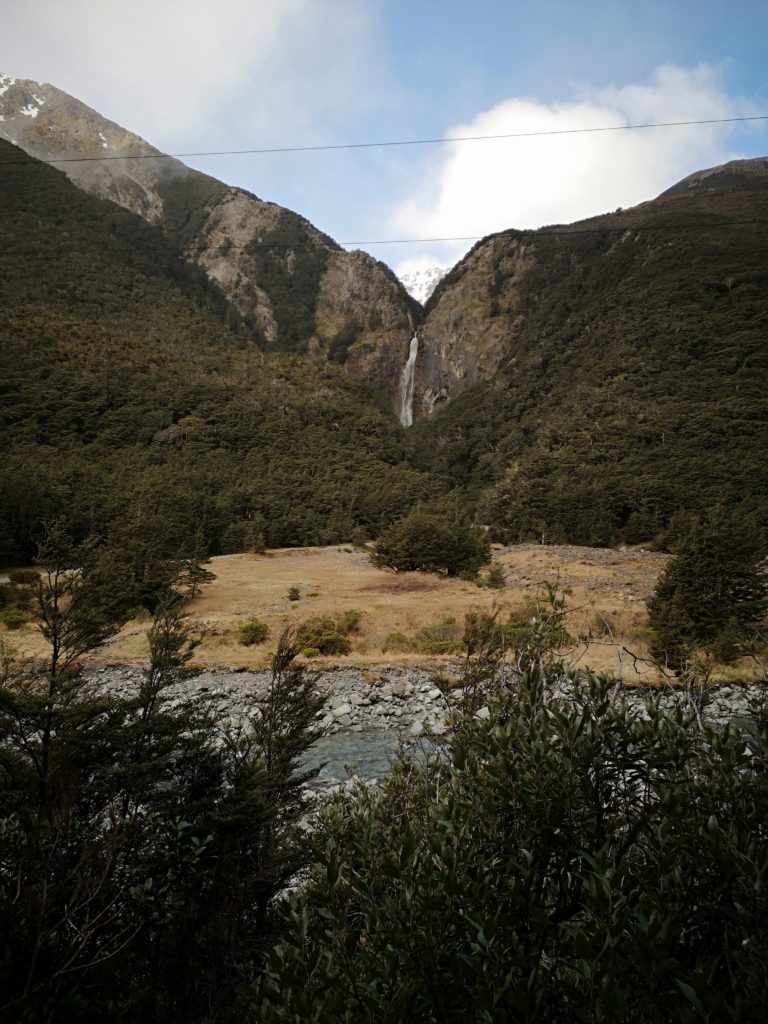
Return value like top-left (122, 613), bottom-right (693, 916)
top-left (333, 703), bottom-right (352, 718)
top-left (410, 721), bottom-right (425, 737)
top-left (475, 706), bottom-right (491, 720)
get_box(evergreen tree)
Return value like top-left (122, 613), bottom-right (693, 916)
top-left (0, 531), bottom-right (325, 1022)
top-left (648, 509), bottom-right (768, 667)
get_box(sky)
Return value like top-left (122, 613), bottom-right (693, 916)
top-left (2, 0), bottom-right (768, 278)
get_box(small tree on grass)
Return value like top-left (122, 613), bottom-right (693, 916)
top-left (371, 510), bottom-right (490, 577)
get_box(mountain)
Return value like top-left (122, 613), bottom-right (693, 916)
top-left (399, 265), bottom-right (448, 305)
top-left (0, 137), bottom-right (438, 565)
top-left (412, 156), bottom-right (768, 544)
top-left (2, 68), bottom-right (767, 554)
top-left (0, 75), bottom-right (420, 413)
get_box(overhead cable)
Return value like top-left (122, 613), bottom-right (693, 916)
top-left (1, 113), bottom-right (766, 166)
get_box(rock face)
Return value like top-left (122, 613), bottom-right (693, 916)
top-left (414, 235), bottom-right (535, 415)
top-left (0, 74), bottom-right (419, 413)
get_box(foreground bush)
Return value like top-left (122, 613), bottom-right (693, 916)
top-left (257, 670), bottom-right (768, 1022)
top-left (0, 525), bottom-right (326, 1023)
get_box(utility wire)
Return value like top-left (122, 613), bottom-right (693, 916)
top-left (0, 219), bottom-right (764, 259)
top-left (1, 114), bottom-right (767, 166)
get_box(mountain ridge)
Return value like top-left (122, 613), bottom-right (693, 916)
top-left (0, 74), bottom-right (420, 412)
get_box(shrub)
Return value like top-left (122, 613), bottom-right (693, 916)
top-left (315, 632), bottom-right (351, 656)
top-left (257, 672), bottom-right (768, 1022)
top-left (238, 618), bottom-right (270, 646)
top-left (381, 631), bottom-right (416, 653)
top-left (371, 510), bottom-right (491, 577)
top-left (336, 609), bottom-right (362, 634)
top-left (415, 616), bottom-right (462, 654)
top-left (287, 585), bottom-right (301, 602)
top-left (7, 569), bottom-right (39, 585)
top-left (124, 604), bottom-right (151, 620)
top-left (1, 608), bottom-right (25, 630)
top-left (483, 562), bottom-right (507, 589)
top-left (297, 611), bottom-right (360, 656)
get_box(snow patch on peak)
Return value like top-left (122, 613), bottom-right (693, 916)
top-left (398, 265), bottom-right (448, 305)
top-left (20, 103), bottom-right (40, 118)
top-left (0, 74), bottom-right (16, 97)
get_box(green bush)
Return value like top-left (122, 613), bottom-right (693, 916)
top-left (483, 562), bottom-right (507, 589)
top-left (415, 616), bottom-right (462, 654)
top-left (257, 672), bottom-right (768, 1022)
top-left (124, 604), bottom-right (151, 620)
top-left (371, 510), bottom-right (491, 577)
top-left (287, 585), bottom-right (301, 602)
top-left (238, 618), bottom-right (270, 646)
top-left (381, 631), bottom-right (416, 653)
top-left (297, 611), bottom-right (360, 655)
top-left (336, 609), bottom-right (362, 634)
top-left (1, 608), bottom-right (25, 630)
top-left (314, 632), bottom-right (351, 656)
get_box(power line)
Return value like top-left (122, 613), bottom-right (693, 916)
top-left (0, 219), bottom-right (764, 259)
top-left (1, 114), bottom-right (767, 166)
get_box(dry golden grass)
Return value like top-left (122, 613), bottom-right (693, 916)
top-left (6, 543), bottom-right (679, 683)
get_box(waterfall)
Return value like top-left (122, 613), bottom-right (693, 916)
top-left (399, 334), bottom-right (419, 427)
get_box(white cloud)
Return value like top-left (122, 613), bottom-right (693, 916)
top-left (0, 0), bottom-right (376, 147)
top-left (389, 65), bottom-right (759, 276)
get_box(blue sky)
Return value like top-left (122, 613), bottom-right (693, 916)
top-left (3, 0), bottom-right (768, 276)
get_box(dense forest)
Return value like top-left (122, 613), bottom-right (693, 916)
top-left (0, 140), bottom-right (438, 565)
top-left (414, 173), bottom-right (768, 546)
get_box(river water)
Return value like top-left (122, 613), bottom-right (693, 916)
top-left (302, 727), bottom-right (409, 787)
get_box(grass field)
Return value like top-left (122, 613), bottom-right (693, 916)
top-left (7, 542), bottom-right (689, 683)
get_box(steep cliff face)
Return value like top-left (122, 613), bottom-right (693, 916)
top-left (0, 75), bottom-right (419, 412)
top-left (414, 236), bottom-right (535, 416)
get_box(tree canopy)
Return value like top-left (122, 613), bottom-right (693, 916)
top-left (371, 509), bottom-right (491, 577)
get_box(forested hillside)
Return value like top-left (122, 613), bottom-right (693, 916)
top-left (0, 77), bottom-right (420, 411)
top-left (414, 165), bottom-right (768, 545)
top-left (0, 140), bottom-right (438, 564)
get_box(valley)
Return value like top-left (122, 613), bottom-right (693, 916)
top-left (1, 33), bottom-right (768, 1018)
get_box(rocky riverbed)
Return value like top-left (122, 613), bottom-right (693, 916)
top-left (86, 664), bottom-right (766, 790)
